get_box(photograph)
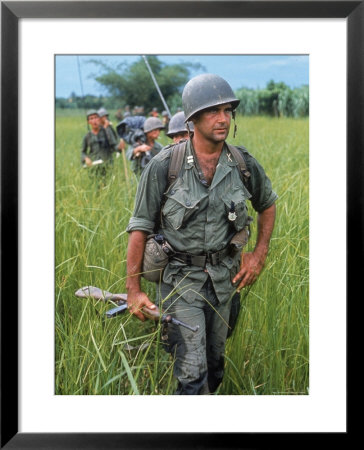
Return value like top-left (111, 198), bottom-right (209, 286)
top-left (55, 53), bottom-right (309, 396)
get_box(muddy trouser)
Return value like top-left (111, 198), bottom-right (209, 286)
top-left (159, 277), bottom-right (231, 395)
top-left (227, 292), bottom-right (241, 338)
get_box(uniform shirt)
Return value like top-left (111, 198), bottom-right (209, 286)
top-left (81, 126), bottom-right (118, 165)
top-left (127, 140), bottom-right (278, 304)
top-left (126, 141), bottom-right (163, 175)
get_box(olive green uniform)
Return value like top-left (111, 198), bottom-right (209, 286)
top-left (81, 126), bottom-right (118, 166)
top-left (127, 140), bottom-right (277, 393)
top-left (126, 141), bottom-right (163, 175)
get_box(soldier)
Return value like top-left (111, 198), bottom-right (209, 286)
top-left (150, 107), bottom-right (159, 117)
top-left (98, 107), bottom-right (125, 153)
top-left (161, 110), bottom-right (170, 134)
top-left (125, 74), bottom-right (277, 394)
top-left (81, 109), bottom-right (118, 171)
top-left (167, 111), bottom-right (240, 338)
top-left (167, 110), bottom-right (240, 338)
top-left (115, 108), bottom-right (123, 121)
top-left (166, 111), bottom-right (193, 143)
top-left (126, 117), bottom-right (164, 175)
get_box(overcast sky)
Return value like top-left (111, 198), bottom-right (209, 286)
top-left (55, 54), bottom-right (309, 98)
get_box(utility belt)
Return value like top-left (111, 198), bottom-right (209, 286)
top-left (172, 247), bottom-right (232, 268)
top-left (142, 224), bottom-right (251, 282)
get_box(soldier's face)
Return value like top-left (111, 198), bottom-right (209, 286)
top-left (88, 114), bottom-right (100, 130)
top-left (172, 132), bottom-right (189, 144)
top-left (193, 103), bottom-right (232, 143)
top-left (147, 129), bottom-right (161, 140)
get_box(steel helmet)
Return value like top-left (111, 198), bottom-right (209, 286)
top-left (167, 111), bottom-right (194, 137)
top-left (182, 73), bottom-right (240, 121)
top-left (86, 109), bottom-right (99, 119)
top-left (97, 107), bottom-right (108, 118)
top-left (143, 117), bottom-right (164, 133)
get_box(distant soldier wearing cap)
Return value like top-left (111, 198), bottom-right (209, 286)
top-left (150, 107), bottom-right (159, 117)
top-left (81, 109), bottom-right (118, 171)
top-left (161, 110), bottom-right (170, 134)
top-left (126, 74), bottom-right (277, 394)
top-left (126, 116), bottom-right (165, 175)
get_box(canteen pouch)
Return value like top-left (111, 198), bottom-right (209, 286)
top-left (142, 234), bottom-right (175, 282)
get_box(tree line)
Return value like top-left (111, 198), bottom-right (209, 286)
top-left (235, 81), bottom-right (309, 118)
top-left (56, 56), bottom-right (308, 118)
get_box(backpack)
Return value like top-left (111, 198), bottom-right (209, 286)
top-left (167, 140), bottom-right (251, 190)
top-left (116, 115), bottom-right (146, 145)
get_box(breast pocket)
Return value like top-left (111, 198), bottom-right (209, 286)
top-left (162, 188), bottom-right (200, 230)
top-left (222, 185), bottom-right (250, 231)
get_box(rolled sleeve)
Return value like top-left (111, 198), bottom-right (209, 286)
top-left (244, 150), bottom-right (278, 213)
top-left (126, 217), bottom-right (155, 234)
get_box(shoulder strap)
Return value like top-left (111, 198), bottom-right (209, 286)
top-left (157, 140), bottom-right (187, 230)
top-left (166, 141), bottom-right (250, 188)
top-left (167, 140), bottom-right (188, 186)
top-left (227, 143), bottom-right (251, 186)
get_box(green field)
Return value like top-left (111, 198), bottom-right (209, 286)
top-left (55, 110), bottom-right (309, 395)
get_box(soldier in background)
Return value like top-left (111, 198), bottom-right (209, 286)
top-left (126, 117), bottom-right (164, 175)
top-left (150, 107), bottom-right (159, 117)
top-left (115, 108), bottom-right (123, 122)
top-left (166, 111), bottom-right (193, 143)
top-left (98, 107), bottom-right (126, 153)
top-left (161, 110), bottom-right (170, 134)
top-left (80, 110), bottom-right (119, 183)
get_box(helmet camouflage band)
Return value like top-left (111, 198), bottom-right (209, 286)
top-left (182, 73), bottom-right (240, 122)
top-left (167, 111), bottom-right (194, 137)
top-left (143, 117), bottom-right (164, 133)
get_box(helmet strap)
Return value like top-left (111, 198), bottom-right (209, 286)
top-left (232, 110), bottom-right (237, 138)
top-left (186, 122), bottom-right (193, 139)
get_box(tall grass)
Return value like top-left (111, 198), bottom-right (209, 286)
top-left (55, 111), bottom-right (309, 395)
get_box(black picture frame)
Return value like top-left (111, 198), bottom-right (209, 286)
top-left (1, 1), bottom-right (359, 448)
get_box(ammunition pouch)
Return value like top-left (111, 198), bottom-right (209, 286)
top-left (142, 234), bottom-right (175, 282)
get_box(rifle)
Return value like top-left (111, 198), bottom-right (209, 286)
top-left (75, 286), bottom-right (199, 332)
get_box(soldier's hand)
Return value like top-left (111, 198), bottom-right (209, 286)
top-left (85, 157), bottom-right (93, 167)
top-left (139, 144), bottom-right (152, 153)
top-left (127, 290), bottom-right (156, 322)
top-left (118, 139), bottom-right (126, 151)
top-left (232, 252), bottom-right (265, 292)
